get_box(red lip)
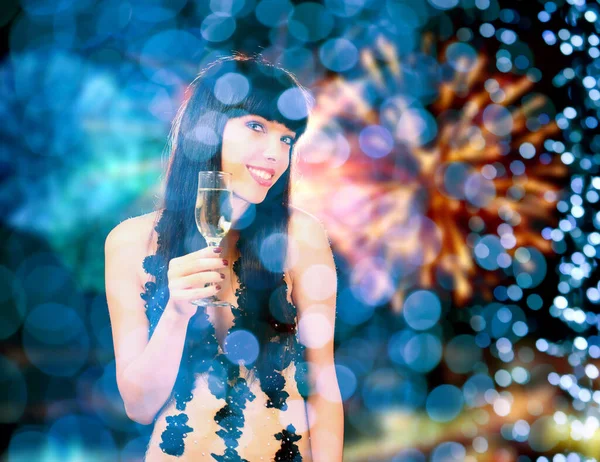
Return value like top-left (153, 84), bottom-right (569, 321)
top-left (246, 165), bottom-right (275, 186)
top-left (246, 164), bottom-right (275, 175)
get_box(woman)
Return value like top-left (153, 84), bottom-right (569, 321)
top-left (105, 53), bottom-right (344, 461)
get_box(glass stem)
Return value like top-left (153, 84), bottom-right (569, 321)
top-left (206, 238), bottom-right (221, 247)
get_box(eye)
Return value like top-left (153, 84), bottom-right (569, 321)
top-left (247, 120), bottom-right (294, 146)
top-left (281, 136), bottom-right (294, 146)
top-left (246, 121), bottom-right (265, 133)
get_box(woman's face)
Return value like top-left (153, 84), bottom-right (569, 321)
top-left (221, 114), bottom-right (296, 204)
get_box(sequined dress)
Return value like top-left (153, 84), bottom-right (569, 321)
top-left (139, 220), bottom-right (312, 461)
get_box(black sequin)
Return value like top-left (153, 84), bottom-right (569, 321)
top-left (159, 413), bottom-right (194, 456)
top-left (140, 215), bottom-right (311, 460)
top-left (274, 424), bottom-right (303, 462)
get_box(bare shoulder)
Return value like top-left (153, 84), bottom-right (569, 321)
top-left (288, 205), bottom-right (330, 246)
top-left (289, 205), bottom-right (323, 232)
top-left (287, 205), bottom-right (334, 286)
top-left (105, 210), bottom-right (162, 288)
top-left (286, 206), bottom-right (338, 350)
top-left (106, 211), bottom-right (159, 249)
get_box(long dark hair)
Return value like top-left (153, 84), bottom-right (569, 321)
top-left (148, 53), bottom-right (313, 393)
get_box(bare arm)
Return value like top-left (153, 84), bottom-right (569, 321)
top-left (289, 209), bottom-right (345, 461)
top-left (105, 218), bottom-right (190, 424)
top-left (121, 309), bottom-right (191, 425)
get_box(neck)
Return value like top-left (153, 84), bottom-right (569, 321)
top-left (221, 192), bottom-right (248, 258)
top-left (230, 192), bottom-right (251, 223)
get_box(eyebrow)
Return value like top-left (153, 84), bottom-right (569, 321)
top-left (250, 115), bottom-right (296, 137)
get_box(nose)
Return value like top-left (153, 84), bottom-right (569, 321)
top-left (263, 134), bottom-right (286, 163)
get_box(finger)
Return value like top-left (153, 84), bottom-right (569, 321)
top-left (176, 271), bottom-right (224, 290)
top-left (181, 257), bottom-right (229, 276)
top-left (185, 245), bottom-right (224, 261)
top-left (171, 256), bottom-right (227, 278)
top-left (173, 284), bottom-right (221, 302)
top-left (170, 249), bottom-right (227, 278)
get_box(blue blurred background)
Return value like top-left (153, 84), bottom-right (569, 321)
top-left (1, 0), bottom-right (600, 460)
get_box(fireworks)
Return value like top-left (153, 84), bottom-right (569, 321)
top-left (2, 1), bottom-right (600, 461)
top-left (295, 33), bottom-right (567, 309)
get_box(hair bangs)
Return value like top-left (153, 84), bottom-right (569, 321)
top-left (223, 76), bottom-right (311, 139)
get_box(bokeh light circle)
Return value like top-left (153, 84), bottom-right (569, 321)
top-left (465, 172), bottom-right (496, 207)
top-left (386, 1), bottom-right (425, 31)
top-left (15, 252), bottom-right (81, 311)
top-left (140, 30), bottom-right (204, 83)
top-left (512, 246), bottom-right (547, 289)
top-left (463, 373), bottom-right (495, 407)
top-left (130, 0), bottom-right (187, 22)
top-left (403, 333), bottom-right (443, 373)
top-left (8, 427), bottom-right (52, 462)
top-left (224, 329), bottom-right (260, 365)
top-left (426, 384), bottom-right (464, 422)
top-left (395, 108), bottom-right (438, 146)
top-left (428, 0), bottom-right (459, 10)
top-left (201, 13), bottom-right (237, 43)
top-left (319, 38), bottom-right (358, 73)
top-left (277, 46), bottom-right (318, 85)
top-left (20, 0), bottom-right (95, 17)
top-left (91, 361), bottom-right (137, 432)
top-left (359, 125), bottom-right (394, 159)
top-left (363, 368), bottom-right (427, 411)
top-left (288, 3), bottom-right (334, 43)
top-left (259, 232), bottom-right (288, 273)
top-left (445, 42), bottom-right (478, 72)
top-left (403, 290), bottom-right (441, 330)
top-left (299, 263), bottom-right (337, 302)
top-left (384, 215), bottom-right (443, 268)
top-left (121, 435), bottom-right (151, 462)
top-left (483, 104), bottom-right (513, 137)
top-left (325, 0), bottom-right (366, 17)
top-left (24, 303), bottom-right (82, 344)
top-left (445, 335), bottom-right (482, 374)
top-left (350, 257), bottom-right (395, 307)
top-left (300, 126), bottom-right (351, 166)
top-left (23, 303), bottom-right (90, 376)
top-left (334, 364), bottom-right (357, 401)
top-left (337, 287), bottom-right (375, 325)
top-left (214, 72), bottom-right (250, 105)
top-left (442, 162), bottom-right (470, 200)
top-left (528, 416), bottom-right (561, 452)
top-left (277, 87), bottom-right (310, 120)
top-left (392, 448), bottom-right (426, 462)
top-left (474, 235), bottom-right (505, 271)
top-left (48, 413), bottom-right (118, 460)
top-left (255, 0), bottom-right (294, 27)
top-left (388, 329), bottom-right (412, 366)
top-left (431, 442), bottom-right (466, 462)
top-left (298, 311), bottom-right (334, 349)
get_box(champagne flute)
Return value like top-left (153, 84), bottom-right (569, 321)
top-left (191, 171), bottom-right (233, 307)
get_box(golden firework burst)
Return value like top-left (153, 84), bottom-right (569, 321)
top-left (293, 34), bottom-right (568, 310)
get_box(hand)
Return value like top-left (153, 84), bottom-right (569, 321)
top-left (165, 246), bottom-right (228, 319)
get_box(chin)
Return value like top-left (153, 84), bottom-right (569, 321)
top-left (234, 188), bottom-right (267, 205)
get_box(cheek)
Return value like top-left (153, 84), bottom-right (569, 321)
top-left (222, 132), bottom-right (251, 170)
top-left (222, 144), bottom-right (245, 169)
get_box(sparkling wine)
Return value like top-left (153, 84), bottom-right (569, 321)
top-left (194, 188), bottom-right (232, 242)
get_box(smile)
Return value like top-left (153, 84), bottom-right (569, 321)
top-left (246, 165), bottom-right (275, 186)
